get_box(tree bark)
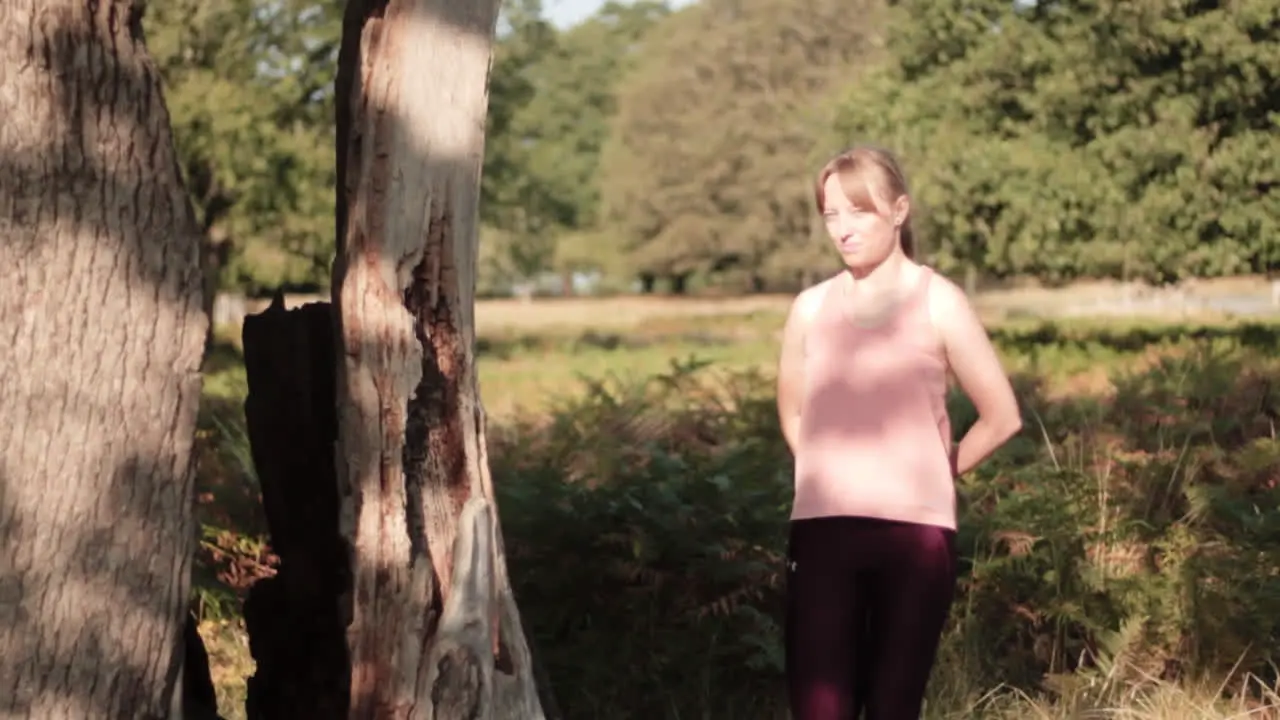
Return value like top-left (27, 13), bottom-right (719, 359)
top-left (183, 612), bottom-right (224, 720)
top-left (199, 234), bottom-right (231, 353)
top-left (639, 272), bottom-right (657, 294)
top-left (332, 0), bottom-right (547, 718)
top-left (0, 1), bottom-right (207, 718)
top-left (670, 272), bottom-right (690, 295)
top-left (240, 299), bottom-right (349, 720)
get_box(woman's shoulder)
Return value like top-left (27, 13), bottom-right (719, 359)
top-left (781, 275), bottom-right (841, 344)
top-left (921, 267), bottom-right (986, 344)
top-left (919, 267), bottom-right (970, 311)
top-left (794, 274), bottom-right (841, 314)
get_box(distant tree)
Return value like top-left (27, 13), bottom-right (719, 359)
top-left (148, 0), bottom-right (340, 303)
top-left (477, 0), bottom-right (669, 295)
top-left (600, 0), bottom-right (885, 293)
top-left (480, 0), bottom-right (562, 288)
top-left (0, 0), bottom-right (208, 716)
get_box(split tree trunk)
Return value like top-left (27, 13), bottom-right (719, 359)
top-left (0, 1), bottom-right (208, 717)
top-left (240, 299), bottom-right (349, 720)
top-left (332, 0), bottom-right (546, 718)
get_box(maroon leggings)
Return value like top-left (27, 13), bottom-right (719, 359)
top-left (784, 515), bottom-right (957, 720)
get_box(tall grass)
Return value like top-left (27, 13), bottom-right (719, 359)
top-left (194, 319), bottom-right (1280, 719)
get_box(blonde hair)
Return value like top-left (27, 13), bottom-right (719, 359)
top-left (814, 145), bottom-right (916, 259)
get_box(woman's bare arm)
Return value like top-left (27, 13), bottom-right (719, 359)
top-left (930, 278), bottom-right (1023, 476)
top-left (776, 284), bottom-right (826, 455)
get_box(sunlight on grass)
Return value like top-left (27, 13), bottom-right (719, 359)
top-left (479, 341), bottom-right (777, 418)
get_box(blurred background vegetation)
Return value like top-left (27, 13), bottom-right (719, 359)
top-left (153, 0), bottom-right (1279, 304)
top-left (160, 0), bottom-right (1280, 717)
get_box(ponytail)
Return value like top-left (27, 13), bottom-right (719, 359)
top-left (901, 220), bottom-right (916, 260)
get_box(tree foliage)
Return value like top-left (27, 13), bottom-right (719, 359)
top-left (600, 0), bottom-right (885, 292)
top-left (834, 0), bottom-right (1280, 284)
top-left (480, 0), bottom-right (669, 292)
top-left (150, 0), bottom-right (1276, 297)
top-left (148, 0), bottom-right (339, 294)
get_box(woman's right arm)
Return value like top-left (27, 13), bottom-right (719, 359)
top-left (776, 284), bottom-right (824, 455)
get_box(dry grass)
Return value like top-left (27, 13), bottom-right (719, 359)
top-left (198, 619), bottom-right (252, 720)
top-left (481, 274), bottom-right (1276, 332)
top-left (237, 272), bottom-right (1277, 338)
top-left (977, 272), bottom-right (1273, 299)
top-left (475, 294), bottom-right (793, 335)
top-left (209, 282), bottom-right (1276, 422)
top-left (471, 273), bottom-right (1276, 329)
top-left (927, 672), bottom-right (1280, 719)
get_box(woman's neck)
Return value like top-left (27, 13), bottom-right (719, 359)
top-left (844, 251), bottom-right (911, 293)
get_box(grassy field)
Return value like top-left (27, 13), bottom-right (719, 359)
top-left (194, 293), bottom-right (1280, 719)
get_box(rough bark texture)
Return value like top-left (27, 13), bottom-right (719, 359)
top-left (332, 0), bottom-right (547, 717)
top-left (240, 299), bottom-right (350, 720)
top-left (183, 612), bottom-right (224, 720)
top-left (0, 1), bottom-right (207, 718)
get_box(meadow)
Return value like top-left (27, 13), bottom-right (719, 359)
top-left (194, 288), bottom-right (1280, 720)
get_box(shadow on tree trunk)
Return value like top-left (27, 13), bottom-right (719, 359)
top-left (240, 297), bottom-right (351, 720)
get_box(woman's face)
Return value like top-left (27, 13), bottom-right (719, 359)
top-left (820, 174), bottom-right (901, 270)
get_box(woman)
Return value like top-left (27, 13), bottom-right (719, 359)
top-left (776, 145), bottom-right (1022, 719)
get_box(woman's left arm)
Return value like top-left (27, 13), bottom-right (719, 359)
top-left (929, 278), bottom-right (1023, 477)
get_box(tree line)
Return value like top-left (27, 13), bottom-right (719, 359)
top-left (151, 0), bottom-right (1277, 299)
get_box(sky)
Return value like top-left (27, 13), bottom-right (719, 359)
top-left (542, 0), bottom-right (694, 28)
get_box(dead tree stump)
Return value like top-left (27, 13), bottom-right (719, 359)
top-left (184, 611), bottom-right (223, 720)
top-left (241, 298), bottom-right (350, 719)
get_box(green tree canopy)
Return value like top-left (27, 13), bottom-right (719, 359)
top-left (600, 0), bottom-right (887, 292)
top-left (149, 0), bottom-right (339, 294)
top-left (834, 0), bottom-right (1279, 285)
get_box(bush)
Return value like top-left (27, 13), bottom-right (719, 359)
top-left (492, 358), bottom-right (792, 718)
top-left (490, 324), bottom-right (1280, 719)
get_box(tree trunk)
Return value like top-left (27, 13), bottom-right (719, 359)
top-left (240, 299), bottom-right (349, 720)
top-left (0, 1), bottom-right (207, 718)
top-left (200, 234), bottom-right (231, 353)
top-left (639, 272), bottom-right (657, 294)
top-left (965, 263), bottom-right (979, 296)
top-left (332, 0), bottom-right (547, 718)
top-left (670, 272), bottom-right (690, 295)
top-left (184, 613), bottom-right (224, 720)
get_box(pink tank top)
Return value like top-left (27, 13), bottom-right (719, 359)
top-left (791, 266), bottom-right (957, 530)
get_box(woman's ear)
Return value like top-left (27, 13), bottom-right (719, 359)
top-left (893, 195), bottom-right (911, 226)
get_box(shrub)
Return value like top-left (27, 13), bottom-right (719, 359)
top-left (491, 324), bottom-right (1280, 719)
